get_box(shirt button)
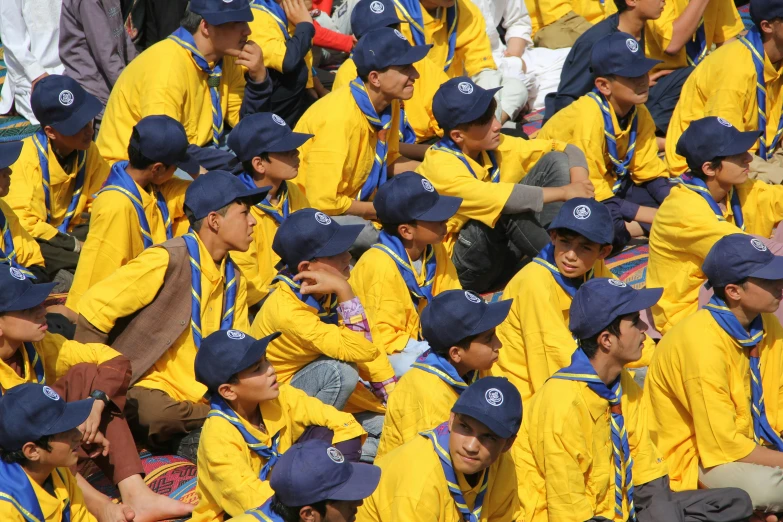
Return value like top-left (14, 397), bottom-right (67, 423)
top-left (180, 320), bottom-right (186, 326)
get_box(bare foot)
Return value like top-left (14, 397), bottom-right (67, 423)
top-left (95, 502), bottom-right (135, 522)
top-left (118, 475), bottom-right (194, 522)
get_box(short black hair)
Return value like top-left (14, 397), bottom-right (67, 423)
top-left (357, 66), bottom-right (391, 82)
top-left (185, 198), bottom-right (254, 231)
top-left (380, 221), bottom-right (418, 240)
top-left (613, 0), bottom-right (630, 13)
top-left (127, 128), bottom-right (171, 170)
top-left (713, 277), bottom-right (749, 302)
top-left (442, 98), bottom-right (497, 137)
top-left (241, 154), bottom-right (272, 178)
top-left (577, 315), bottom-right (624, 359)
top-left (0, 435), bottom-right (52, 464)
top-left (180, 8), bottom-right (204, 34)
top-left (686, 156), bottom-right (724, 181)
top-left (270, 496), bottom-right (328, 522)
top-left (551, 228), bottom-right (609, 248)
top-left (430, 332), bottom-right (479, 358)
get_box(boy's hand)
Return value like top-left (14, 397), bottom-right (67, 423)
top-left (95, 501), bottom-right (135, 522)
top-left (562, 179), bottom-right (594, 200)
top-left (370, 377), bottom-right (398, 404)
top-left (81, 400), bottom-right (105, 444)
top-left (294, 270), bottom-right (355, 302)
top-left (281, 0), bottom-right (314, 26)
top-left (227, 41), bottom-right (267, 83)
top-left (83, 430), bottom-right (110, 458)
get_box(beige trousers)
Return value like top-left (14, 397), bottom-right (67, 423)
top-left (533, 11), bottom-right (592, 50)
top-left (749, 150), bottom-right (783, 185)
top-left (700, 462), bottom-right (783, 513)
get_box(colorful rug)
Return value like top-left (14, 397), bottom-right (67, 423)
top-left (521, 108), bottom-right (545, 138)
top-left (606, 243), bottom-right (648, 289)
top-left (0, 44), bottom-right (39, 142)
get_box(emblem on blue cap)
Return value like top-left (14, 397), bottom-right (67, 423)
top-left (393, 29), bottom-right (406, 40)
top-left (43, 386), bottom-right (60, 401)
top-left (608, 279), bottom-right (627, 287)
top-left (625, 38), bottom-right (639, 53)
top-left (421, 179), bottom-right (434, 192)
top-left (315, 212), bottom-right (332, 225)
top-left (272, 114), bottom-right (286, 126)
top-left (465, 291), bottom-right (482, 304)
top-left (718, 118), bottom-right (733, 128)
top-left (327, 447), bottom-right (345, 463)
top-left (751, 238), bottom-right (768, 252)
top-left (59, 90), bottom-right (74, 106)
top-left (222, 0), bottom-right (233, 3)
top-left (485, 388), bottom-right (504, 406)
top-left (573, 205), bottom-right (591, 220)
top-left (9, 267), bottom-right (25, 281)
top-left (458, 82), bottom-right (474, 95)
top-left (226, 330), bottom-right (246, 340)
top-left (370, 1), bottom-right (384, 13)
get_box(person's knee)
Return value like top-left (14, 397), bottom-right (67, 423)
top-left (317, 358), bottom-right (360, 394)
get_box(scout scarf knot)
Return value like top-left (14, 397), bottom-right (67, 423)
top-left (372, 231), bottom-right (436, 308)
top-left (239, 173), bottom-right (291, 224)
top-left (675, 174), bottom-right (744, 230)
top-left (587, 89), bottom-right (638, 194)
top-left (33, 129), bottom-right (85, 233)
top-left (411, 350), bottom-right (478, 392)
top-left (432, 136), bottom-right (499, 183)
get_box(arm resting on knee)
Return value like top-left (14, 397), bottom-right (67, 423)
top-left (738, 445), bottom-right (783, 469)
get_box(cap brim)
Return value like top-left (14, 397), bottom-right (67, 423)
top-left (240, 185), bottom-right (272, 206)
top-left (314, 224), bottom-right (364, 259)
top-left (50, 94), bottom-right (103, 136)
top-left (233, 332), bottom-right (282, 376)
top-left (455, 86), bottom-right (502, 127)
top-left (748, 255), bottom-right (783, 281)
top-left (0, 141), bottom-right (23, 169)
top-left (176, 153), bottom-right (201, 176)
top-left (450, 405), bottom-right (516, 439)
top-left (355, 16), bottom-right (407, 38)
top-left (5, 282), bottom-right (56, 312)
top-left (613, 57), bottom-right (663, 78)
top-left (323, 462), bottom-right (382, 502)
top-left (416, 194), bottom-right (462, 222)
top-left (266, 132), bottom-right (314, 153)
top-left (723, 130), bottom-right (763, 158)
top-left (45, 397), bottom-right (94, 437)
top-left (617, 287), bottom-right (663, 316)
top-left (547, 218), bottom-right (613, 246)
top-left (201, 7), bottom-right (254, 25)
top-left (473, 299), bottom-right (513, 336)
top-left (391, 44), bottom-right (432, 66)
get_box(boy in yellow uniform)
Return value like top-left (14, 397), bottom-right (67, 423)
top-left (6, 75), bottom-right (109, 280)
top-left (0, 384), bottom-right (99, 522)
top-left (526, 0), bottom-right (616, 50)
top-left (665, 0), bottom-right (783, 181)
top-left (539, 32), bottom-right (671, 251)
top-left (351, 172), bottom-right (462, 374)
top-left (645, 235), bottom-right (783, 515)
top-left (74, 170), bottom-right (268, 458)
top-left (377, 289), bottom-right (510, 457)
top-left (191, 329), bottom-right (366, 521)
top-left (0, 141), bottom-right (46, 280)
top-left (66, 115), bottom-right (196, 313)
top-left (251, 208), bottom-right (394, 461)
top-left (416, 76), bottom-right (594, 292)
top-left (357, 376), bottom-right (523, 522)
top-left (228, 112), bottom-right (312, 306)
top-left (515, 277), bottom-right (753, 522)
top-left (648, 117), bottom-right (783, 335)
top-left (97, 0), bottom-right (273, 172)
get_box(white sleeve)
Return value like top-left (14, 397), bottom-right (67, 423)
top-left (502, 0), bottom-right (534, 48)
top-left (0, 0), bottom-right (46, 81)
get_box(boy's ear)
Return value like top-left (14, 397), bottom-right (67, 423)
top-left (22, 441), bottom-right (43, 462)
top-left (594, 77), bottom-right (612, 97)
top-left (251, 156), bottom-right (266, 175)
top-left (448, 129), bottom-right (464, 145)
top-left (398, 223), bottom-right (415, 241)
top-left (700, 160), bottom-right (719, 179)
top-left (447, 345), bottom-right (463, 364)
top-left (217, 383), bottom-right (237, 402)
top-left (43, 125), bottom-right (58, 142)
top-left (548, 230), bottom-right (558, 242)
top-left (299, 506), bottom-right (319, 522)
top-left (367, 70), bottom-right (382, 88)
top-left (297, 260), bottom-right (311, 273)
top-left (598, 244), bottom-right (613, 260)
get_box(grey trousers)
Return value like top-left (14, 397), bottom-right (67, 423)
top-left (452, 151), bottom-right (571, 293)
top-left (289, 356), bottom-right (359, 411)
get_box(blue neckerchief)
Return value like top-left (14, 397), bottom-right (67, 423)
top-left (551, 348), bottom-right (637, 521)
top-left (401, 108), bottom-right (417, 143)
top-left (207, 395), bottom-right (282, 480)
top-left (0, 210), bottom-right (34, 278)
top-left (182, 232), bottom-right (237, 348)
top-left (350, 77), bottom-right (393, 201)
top-left (675, 174), bottom-right (744, 230)
top-left (33, 129), bottom-right (86, 233)
top-left (272, 271), bottom-right (339, 325)
top-left (587, 89), bottom-right (638, 194)
top-left (0, 344), bottom-right (45, 399)
top-left (421, 422), bottom-right (489, 522)
top-left (0, 463), bottom-right (71, 522)
top-left (532, 243), bottom-right (594, 299)
top-left (739, 27), bottom-right (783, 161)
top-left (432, 137), bottom-right (499, 182)
top-left (393, 0), bottom-right (457, 72)
top-left (97, 161), bottom-right (172, 249)
top-left (251, 0), bottom-right (289, 39)
top-left (239, 173), bottom-right (290, 224)
top-left (168, 27), bottom-right (223, 146)
top-left (411, 350), bottom-right (477, 393)
top-left (371, 231), bottom-right (436, 308)
top-left (245, 498), bottom-right (281, 521)
top-left (685, 18), bottom-right (707, 66)
top-left (704, 295), bottom-right (783, 451)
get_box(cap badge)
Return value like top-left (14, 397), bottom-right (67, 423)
top-left (608, 279), bottom-right (627, 287)
top-left (226, 330), bottom-right (246, 340)
top-left (327, 447), bottom-right (345, 463)
top-left (751, 238), bottom-right (768, 252)
top-left (464, 291), bottom-right (482, 304)
top-left (272, 114), bottom-right (286, 126)
top-left (421, 179), bottom-right (434, 192)
top-left (573, 205), bottom-right (591, 220)
top-left (222, 0), bottom-right (233, 3)
top-left (718, 118), bottom-right (733, 128)
top-left (58, 90), bottom-right (74, 106)
top-left (43, 386), bottom-right (60, 401)
top-left (9, 267), bottom-right (25, 281)
top-left (485, 388), bottom-right (504, 406)
top-left (625, 38), bottom-right (639, 53)
top-left (315, 212), bottom-right (332, 226)
top-left (394, 29), bottom-right (406, 40)
top-left (457, 82), bottom-right (474, 95)
top-left (370, 1), bottom-right (385, 13)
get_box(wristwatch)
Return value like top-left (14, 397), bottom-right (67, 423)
top-left (89, 390), bottom-right (110, 406)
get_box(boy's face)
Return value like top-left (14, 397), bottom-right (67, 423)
top-left (323, 500), bottom-right (364, 522)
top-left (607, 312), bottom-right (648, 366)
top-left (0, 166), bottom-right (12, 198)
top-left (712, 152), bottom-right (752, 187)
top-left (734, 277), bottom-right (783, 315)
top-left (150, 164), bottom-right (178, 186)
top-left (630, 0), bottom-right (665, 20)
top-left (207, 21), bottom-right (251, 55)
top-left (408, 220), bottom-right (448, 245)
top-left (47, 122), bottom-right (94, 152)
top-left (230, 355), bottom-right (280, 403)
top-left (215, 202), bottom-right (257, 252)
top-left (26, 427), bottom-right (82, 469)
top-left (376, 64), bottom-right (419, 101)
top-left (600, 74), bottom-right (650, 108)
top-left (0, 304), bottom-right (48, 348)
top-left (309, 251), bottom-right (352, 279)
top-left (447, 413), bottom-right (512, 476)
top-left (454, 115), bottom-right (501, 153)
top-left (453, 328), bottom-right (500, 372)
top-left (258, 150), bottom-right (300, 182)
top-left (550, 231), bottom-right (612, 278)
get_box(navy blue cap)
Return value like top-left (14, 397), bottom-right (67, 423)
top-left (590, 32), bottom-right (662, 78)
top-left (703, 233), bottom-right (783, 288)
top-left (0, 264), bottom-right (56, 313)
top-left (351, 0), bottom-right (405, 38)
top-left (750, 0), bottom-right (783, 27)
top-left (548, 198), bottom-right (614, 245)
top-left (374, 172), bottom-right (462, 223)
top-left (195, 329), bottom-right (282, 391)
top-left (270, 440), bottom-right (381, 505)
top-left (228, 113), bottom-right (313, 161)
top-left (31, 75), bottom-right (102, 135)
top-left (676, 117), bottom-right (760, 169)
top-left (131, 115), bottom-right (198, 175)
top-left (189, 0), bottom-right (253, 24)
top-left (451, 376), bottom-right (522, 439)
top-left (569, 278), bottom-right (662, 339)
top-left (185, 169), bottom-right (270, 220)
top-left (433, 77), bottom-right (501, 131)
top-left (353, 27), bottom-right (431, 75)
top-left (273, 209), bottom-right (364, 268)
top-left (0, 383), bottom-right (94, 451)
top-left (421, 290), bottom-right (512, 353)
top-left (0, 141), bottom-right (23, 169)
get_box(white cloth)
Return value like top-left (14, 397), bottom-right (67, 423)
top-left (0, 0), bottom-right (64, 123)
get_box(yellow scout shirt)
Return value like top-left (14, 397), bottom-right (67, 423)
top-left (248, 4), bottom-right (314, 89)
top-left (416, 135), bottom-right (569, 255)
top-left (191, 384), bottom-right (365, 522)
top-left (294, 86), bottom-right (402, 215)
top-left (665, 38), bottom-right (783, 175)
top-left (395, 0), bottom-right (495, 77)
top-left (97, 38), bottom-right (250, 164)
top-left (644, 310), bottom-right (783, 491)
top-left (516, 370), bottom-right (667, 522)
top-left (232, 181), bottom-right (309, 306)
top-left (357, 434), bottom-right (521, 522)
top-left (525, 0), bottom-right (616, 37)
top-left (350, 244), bottom-right (461, 355)
top-left (66, 177), bottom-right (190, 312)
top-left (6, 139), bottom-right (109, 240)
top-left (0, 199), bottom-right (45, 269)
top-left (333, 56), bottom-right (446, 142)
top-left (538, 96), bottom-right (668, 202)
top-left (78, 234), bottom-right (250, 403)
top-left (645, 0), bottom-right (743, 72)
top-left (648, 181), bottom-right (783, 334)
top-left (0, 467), bottom-right (95, 522)
top-left (251, 281), bottom-right (393, 413)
